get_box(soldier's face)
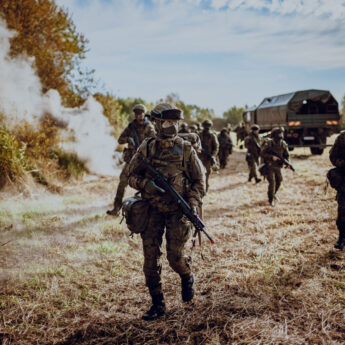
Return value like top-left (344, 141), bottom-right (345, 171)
top-left (156, 119), bottom-right (179, 138)
top-left (135, 111), bottom-right (145, 123)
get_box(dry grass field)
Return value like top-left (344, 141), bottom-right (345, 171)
top-left (1, 142), bottom-right (345, 345)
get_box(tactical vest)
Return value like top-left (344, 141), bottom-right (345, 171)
top-left (140, 136), bottom-right (193, 211)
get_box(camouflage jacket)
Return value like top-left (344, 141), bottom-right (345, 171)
top-left (244, 133), bottom-right (261, 159)
top-left (218, 132), bottom-right (233, 151)
top-left (128, 136), bottom-right (206, 212)
top-left (199, 130), bottom-right (219, 159)
top-left (118, 119), bottom-right (155, 163)
top-left (261, 138), bottom-right (289, 168)
top-left (330, 132), bottom-right (345, 170)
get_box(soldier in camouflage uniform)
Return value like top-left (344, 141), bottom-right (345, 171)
top-left (244, 124), bottom-right (262, 183)
top-left (329, 131), bottom-right (345, 249)
top-left (235, 122), bottom-right (249, 147)
top-left (199, 119), bottom-right (219, 192)
top-left (217, 128), bottom-right (233, 169)
top-left (261, 127), bottom-right (289, 206)
top-left (127, 103), bottom-right (206, 321)
top-left (179, 122), bottom-right (189, 134)
top-left (107, 104), bottom-right (155, 216)
top-left (189, 124), bottom-right (198, 134)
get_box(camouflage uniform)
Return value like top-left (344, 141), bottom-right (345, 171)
top-left (329, 131), bottom-right (345, 249)
top-left (199, 120), bottom-right (219, 192)
top-left (235, 123), bottom-right (249, 147)
top-left (244, 125), bottom-right (261, 182)
top-left (261, 128), bottom-right (289, 205)
top-left (179, 122), bottom-right (189, 134)
top-left (108, 105), bottom-right (155, 216)
top-left (128, 103), bottom-right (206, 320)
top-left (217, 128), bottom-right (233, 169)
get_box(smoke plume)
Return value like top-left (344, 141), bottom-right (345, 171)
top-left (0, 19), bottom-right (121, 176)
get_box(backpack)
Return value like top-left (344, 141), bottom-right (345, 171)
top-left (327, 168), bottom-right (345, 191)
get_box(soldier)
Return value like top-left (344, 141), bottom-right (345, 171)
top-left (329, 131), bottom-right (345, 249)
top-left (179, 122), bottom-right (189, 133)
top-left (244, 124), bottom-right (262, 183)
top-left (234, 122), bottom-right (249, 148)
top-left (127, 103), bottom-right (206, 320)
top-left (260, 127), bottom-right (289, 206)
top-left (199, 119), bottom-right (219, 192)
top-left (217, 128), bottom-right (233, 169)
top-left (107, 104), bottom-right (155, 216)
top-left (189, 124), bottom-right (198, 134)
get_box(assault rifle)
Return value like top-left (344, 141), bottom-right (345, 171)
top-left (139, 158), bottom-right (215, 244)
top-left (219, 139), bottom-right (233, 148)
top-left (128, 122), bottom-right (140, 148)
top-left (267, 150), bottom-right (295, 172)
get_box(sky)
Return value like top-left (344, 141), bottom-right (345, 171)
top-left (55, 0), bottom-right (345, 115)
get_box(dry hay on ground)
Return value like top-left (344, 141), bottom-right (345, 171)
top-left (1, 147), bottom-right (345, 345)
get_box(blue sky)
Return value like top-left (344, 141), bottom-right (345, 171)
top-left (56, 0), bottom-right (345, 115)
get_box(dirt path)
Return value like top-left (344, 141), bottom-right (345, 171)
top-left (1, 147), bottom-right (345, 345)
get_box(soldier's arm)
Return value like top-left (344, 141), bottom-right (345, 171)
top-left (118, 126), bottom-right (131, 145)
top-left (212, 134), bottom-right (219, 156)
top-left (187, 147), bottom-right (206, 206)
top-left (127, 143), bottom-right (150, 191)
top-left (144, 122), bottom-right (156, 138)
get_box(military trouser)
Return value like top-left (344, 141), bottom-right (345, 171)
top-left (113, 163), bottom-right (130, 208)
top-left (267, 167), bottom-right (283, 202)
top-left (247, 157), bottom-right (259, 181)
top-left (141, 208), bottom-right (192, 297)
top-left (218, 149), bottom-right (229, 169)
top-left (336, 193), bottom-right (345, 241)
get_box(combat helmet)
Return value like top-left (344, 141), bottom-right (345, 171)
top-left (271, 127), bottom-right (284, 140)
top-left (251, 124), bottom-right (260, 131)
top-left (202, 119), bottom-right (213, 128)
top-left (133, 104), bottom-right (147, 114)
top-left (151, 103), bottom-right (184, 120)
top-left (151, 103), bottom-right (183, 138)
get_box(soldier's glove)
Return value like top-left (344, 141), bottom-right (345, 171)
top-left (144, 180), bottom-right (165, 194)
top-left (128, 137), bottom-right (136, 146)
top-left (191, 205), bottom-right (198, 215)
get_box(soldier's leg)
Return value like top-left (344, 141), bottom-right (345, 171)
top-left (335, 200), bottom-right (345, 249)
top-left (267, 169), bottom-right (276, 205)
top-left (141, 210), bottom-right (166, 320)
top-left (165, 212), bottom-right (193, 301)
top-left (274, 168), bottom-right (283, 193)
top-left (107, 164), bottom-right (129, 216)
top-left (203, 161), bottom-right (211, 192)
top-left (253, 160), bottom-right (261, 183)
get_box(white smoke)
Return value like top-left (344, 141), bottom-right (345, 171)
top-left (0, 19), bottom-right (121, 176)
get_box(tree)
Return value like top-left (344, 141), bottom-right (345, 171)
top-left (223, 106), bottom-right (246, 125)
top-left (0, 0), bottom-right (89, 106)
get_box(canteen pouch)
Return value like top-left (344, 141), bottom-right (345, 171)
top-left (122, 195), bottom-right (150, 234)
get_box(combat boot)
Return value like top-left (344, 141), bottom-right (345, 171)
top-left (334, 236), bottom-right (345, 250)
top-left (181, 274), bottom-right (194, 302)
top-left (142, 294), bottom-right (165, 321)
top-left (255, 178), bottom-right (262, 183)
top-left (269, 199), bottom-right (275, 206)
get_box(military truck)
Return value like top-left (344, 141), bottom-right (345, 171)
top-left (243, 89), bottom-right (340, 154)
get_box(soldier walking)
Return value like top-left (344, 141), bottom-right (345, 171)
top-left (234, 122), bottom-right (249, 148)
top-left (127, 103), bottom-right (206, 321)
top-left (179, 122), bottom-right (189, 133)
top-left (107, 104), bottom-right (155, 216)
top-left (329, 131), bottom-right (345, 249)
top-left (244, 124), bottom-right (262, 183)
top-left (199, 119), bottom-right (219, 192)
top-left (217, 128), bottom-right (233, 169)
top-left (260, 127), bottom-right (289, 206)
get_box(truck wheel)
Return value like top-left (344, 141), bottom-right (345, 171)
top-left (288, 146), bottom-right (294, 152)
top-left (310, 147), bottom-right (324, 155)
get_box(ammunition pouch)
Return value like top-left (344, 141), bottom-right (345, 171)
top-left (327, 168), bottom-right (345, 191)
top-left (122, 195), bottom-right (150, 234)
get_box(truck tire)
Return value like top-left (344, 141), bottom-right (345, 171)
top-left (310, 147), bottom-right (324, 155)
top-left (288, 146), bottom-right (294, 152)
